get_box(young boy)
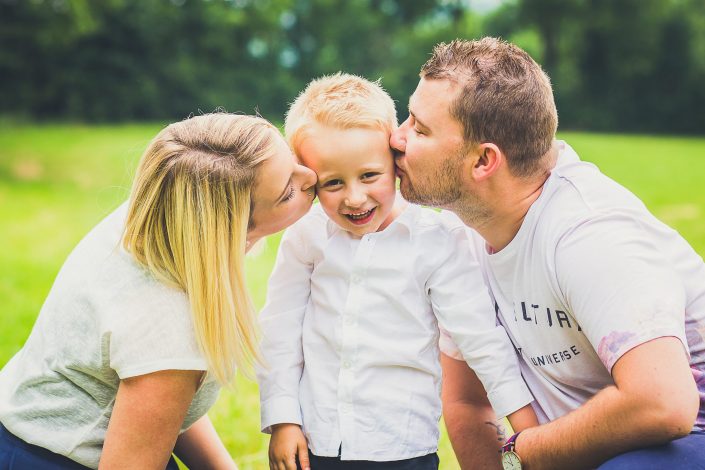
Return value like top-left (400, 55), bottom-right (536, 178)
top-left (256, 73), bottom-right (536, 470)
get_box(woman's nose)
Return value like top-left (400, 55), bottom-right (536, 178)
top-left (299, 164), bottom-right (317, 192)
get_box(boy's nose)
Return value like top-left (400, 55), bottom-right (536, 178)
top-left (344, 186), bottom-right (366, 208)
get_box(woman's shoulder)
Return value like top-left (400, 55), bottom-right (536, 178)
top-left (54, 202), bottom-right (190, 321)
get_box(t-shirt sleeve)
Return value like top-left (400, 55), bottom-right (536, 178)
top-left (108, 281), bottom-right (207, 379)
top-left (555, 212), bottom-right (688, 373)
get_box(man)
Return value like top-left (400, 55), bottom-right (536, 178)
top-left (390, 37), bottom-right (705, 469)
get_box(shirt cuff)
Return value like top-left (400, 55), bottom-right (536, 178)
top-left (439, 327), bottom-right (464, 361)
top-left (260, 396), bottom-right (303, 434)
top-left (486, 379), bottom-right (534, 419)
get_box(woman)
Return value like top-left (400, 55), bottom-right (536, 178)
top-left (0, 113), bottom-right (317, 469)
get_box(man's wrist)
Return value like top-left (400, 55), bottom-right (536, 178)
top-left (501, 431), bottom-right (524, 470)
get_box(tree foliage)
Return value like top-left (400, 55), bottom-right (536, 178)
top-left (1, 0), bottom-right (704, 133)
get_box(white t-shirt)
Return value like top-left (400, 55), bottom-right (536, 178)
top-left (257, 202), bottom-right (532, 462)
top-left (441, 141), bottom-right (705, 428)
top-left (0, 203), bottom-right (220, 468)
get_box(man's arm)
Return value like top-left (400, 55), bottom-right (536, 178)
top-left (514, 336), bottom-right (699, 470)
top-left (441, 353), bottom-right (504, 470)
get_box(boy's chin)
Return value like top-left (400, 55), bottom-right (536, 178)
top-left (337, 218), bottom-right (382, 238)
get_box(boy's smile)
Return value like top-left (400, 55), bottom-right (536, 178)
top-left (297, 125), bottom-right (400, 238)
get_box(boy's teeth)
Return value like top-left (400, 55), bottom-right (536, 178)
top-left (348, 209), bottom-right (373, 220)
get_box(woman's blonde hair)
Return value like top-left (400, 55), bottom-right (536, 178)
top-left (285, 72), bottom-right (397, 156)
top-left (123, 113), bottom-right (278, 385)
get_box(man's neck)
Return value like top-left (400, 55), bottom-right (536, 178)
top-left (456, 144), bottom-right (558, 252)
top-left (473, 181), bottom-right (545, 252)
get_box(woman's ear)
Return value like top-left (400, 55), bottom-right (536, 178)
top-left (471, 143), bottom-right (503, 182)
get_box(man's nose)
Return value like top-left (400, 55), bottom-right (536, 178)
top-left (390, 120), bottom-right (407, 153)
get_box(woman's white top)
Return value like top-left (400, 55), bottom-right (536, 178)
top-left (0, 203), bottom-right (220, 469)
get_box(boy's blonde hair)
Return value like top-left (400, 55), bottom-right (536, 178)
top-left (285, 72), bottom-right (397, 155)
top-left (123, 112), bottom-right (277, 385)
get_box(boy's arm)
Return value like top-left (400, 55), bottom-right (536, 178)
top-left (256, 223), bottom-right (314, 433)
top-left (429, 225), bottom-right (534, 419)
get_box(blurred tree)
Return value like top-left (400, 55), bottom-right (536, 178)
top-left (0, 0), bottom-right (703, 133)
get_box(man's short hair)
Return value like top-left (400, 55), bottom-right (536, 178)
top-left (421, 37), bottom-right (558, 177)
top-left (285, 72), bottom-right (398, 156)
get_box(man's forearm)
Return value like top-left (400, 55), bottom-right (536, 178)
top-left (444, 402), bottom-right (504, 470)
top-left (515, 338), bottom-right (698, 470)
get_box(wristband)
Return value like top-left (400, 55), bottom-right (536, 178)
top-left (501, 431), bottom-right (522, 470)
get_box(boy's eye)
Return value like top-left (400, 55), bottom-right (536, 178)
top-left (413, 127), bottom-right (424, 135)
top-left (362, 172), bottom-right (380, 179)
top-left (321, 179), bottom-right (342, 188)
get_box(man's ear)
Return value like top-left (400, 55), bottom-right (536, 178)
top-left (471, 143), bottom-right (503, 181)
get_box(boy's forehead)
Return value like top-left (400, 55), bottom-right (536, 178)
top-left (298, 126), bottom-right (392, 174)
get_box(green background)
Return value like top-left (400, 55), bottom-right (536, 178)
top-left (1, 124), bottom-right (703, 468)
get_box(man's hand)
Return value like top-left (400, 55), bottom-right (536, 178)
top-left (269, 423), bottom-right (310, 470)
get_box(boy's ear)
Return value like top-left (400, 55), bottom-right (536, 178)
top-left (471, 143), bottom-right (503, 182)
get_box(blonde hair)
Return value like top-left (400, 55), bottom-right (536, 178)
top-left (123, 113), bottom-right (278, 384)
top-left (421, 37), bottom-right (558, 177)
top-left (284, 72), bottom-right (397, 155)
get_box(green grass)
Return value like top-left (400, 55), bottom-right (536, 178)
top-left (1, 124), bottom-right (704, 469)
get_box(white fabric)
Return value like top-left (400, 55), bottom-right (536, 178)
top-left (257, 202), bottom-right (532, 461)
top-left (0, 203), bottom-right (220, 468)
top-left (440, 141), bottom-right (705, 427)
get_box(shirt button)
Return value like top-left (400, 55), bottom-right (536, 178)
top-left (343, 360), bottom-right (352, 369)
top-left (350, 274), bottom-right (361, 284)
top-left (341, 403), bottom-right (352, 414)
top-left (343, 316), bottom-right (354, 326)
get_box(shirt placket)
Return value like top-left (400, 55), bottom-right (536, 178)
top-left (337, 234), bottom-right (375, 458)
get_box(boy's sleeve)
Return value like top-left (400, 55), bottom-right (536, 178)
top-left (255, 221), bottom-right (314, 433)
top-left (428, 224), bottom-right (533, 419)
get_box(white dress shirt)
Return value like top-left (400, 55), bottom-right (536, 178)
top-left (257, 202), bottom-right (532, 461)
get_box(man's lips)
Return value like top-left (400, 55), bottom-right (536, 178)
top-left (394, 159), bottom-right (406, 178)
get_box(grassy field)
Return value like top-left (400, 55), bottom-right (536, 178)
top-left (1, 124), bottom-right (704, 469)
